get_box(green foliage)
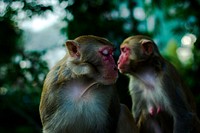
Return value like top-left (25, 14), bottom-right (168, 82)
top-left (163, 39), bottom-right (182, 69)
top-left (1, 0), bottom-right (200, 132)
top-left (64, 0), bottom-right (129, 43)
top-left (0, 18), bottom-right (22, 65)
top-left (0, 50), bottom-right (48, 132)
top-left (164, 0), bottom-right (200, 107)
top-left (0, 1), bottom-right (50, 132)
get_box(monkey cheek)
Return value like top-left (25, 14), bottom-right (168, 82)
top-left (117, 64), bottom-right (129, 74)
top-left (117, 58), bottom-right (130, 74)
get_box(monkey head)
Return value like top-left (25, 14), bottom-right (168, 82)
top-left (66, 35), bottom-right (118, 85)
top-left (117, 35), bottom-right (160, 74)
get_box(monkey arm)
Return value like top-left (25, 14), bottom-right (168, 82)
top-left (163, 73), bottom-right (194, 133)
top-left (117, 104), bottom-right (139, 133)
top-left (172, 89), bottom-right (194, 133)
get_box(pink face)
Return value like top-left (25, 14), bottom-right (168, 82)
top-left (117, 45), bottom-right (131, 73)
top-left (99, 46), bottom-right (118, 84)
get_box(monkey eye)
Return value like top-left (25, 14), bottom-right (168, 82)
top-left (121, 47), bottom-right (129, 53)
top-left (102, 49), bottom-right (109, 56)
top-left (121, 47), bottom-right (125, 52)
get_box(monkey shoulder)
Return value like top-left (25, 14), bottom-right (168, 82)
top-left (46, 62), bottom-right (91, 86)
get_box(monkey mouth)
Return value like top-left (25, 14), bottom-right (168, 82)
top-left (118, 69), bottom-right (126, 73)
top-left (117, 63), bottom-right (124, 69)
top-left (117, 65), bottom-right (129, 73)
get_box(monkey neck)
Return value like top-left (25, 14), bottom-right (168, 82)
top-left (131, 67), bottom-right (157, 89)
top-left (67, 77), bottom-right (102, 99)
top-left (129, 56), bottom-right (166, 90)
top-left (131, 55), bottom-right (164, 74)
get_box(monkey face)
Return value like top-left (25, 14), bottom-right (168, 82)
top-left (117, 44), bottom-right (132, 73)
top-left (66, 35), bottom-right (119, 85)
top-left (97, 46), bottom-right (118, 85)
top-left (118, 36), bottom-right (155, 74)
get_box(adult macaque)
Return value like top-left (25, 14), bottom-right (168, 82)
top-left (39, 35), bottom-right (138, 133)
top-left (117, 35), bottom-right (200, 133)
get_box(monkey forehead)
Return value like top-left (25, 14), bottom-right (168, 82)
top-left (99, 45), bottom-right (115, 51)
top-left (120, 42), bottom-right (139, 49)
top-left (122, 35), bottom-right (153, 44)
top-left (74, 35), bottom-right (114, 46)
top-left (120, 43), bottom-right (129, 47)
top-left (81, 44), bottom-right (114, 54)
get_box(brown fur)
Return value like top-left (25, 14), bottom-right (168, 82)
top-left (40, 35), bottom-right (138, 133)
top-left (118, 35), bottom-right (200, 133)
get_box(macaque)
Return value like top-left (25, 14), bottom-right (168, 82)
top-left (39, 35), bottom-right (138, 133)
top-left (117, 35), bottom-right (200, 133)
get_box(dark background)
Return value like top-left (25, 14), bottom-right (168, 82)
top-left (0, 0), bottom-right (200, 132)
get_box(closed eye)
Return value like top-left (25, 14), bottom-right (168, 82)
top-left (102, 49), bottom-right (109, 56)
top-left (121, 47), bottom-right (130, 53)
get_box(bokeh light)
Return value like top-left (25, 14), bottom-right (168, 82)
top-left (133, 7), bottom-right (146, 21)
top-left (177, 33), bottom-right (196, 64)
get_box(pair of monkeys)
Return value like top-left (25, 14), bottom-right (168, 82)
top-left (39, 35), bottom-right (200, 133)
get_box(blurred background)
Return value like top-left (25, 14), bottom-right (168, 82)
top-left (0, 0), bottom-right (200, 132)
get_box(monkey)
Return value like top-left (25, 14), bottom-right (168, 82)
top-left (39, 35), bottom-right (138, 133)
top-left (117, 35), bottom-right (200, 133)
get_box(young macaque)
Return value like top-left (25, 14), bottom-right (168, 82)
top-left (117, 35), bottom-right (200, 133)
top-left (39, 35), bottom-right (138, 133)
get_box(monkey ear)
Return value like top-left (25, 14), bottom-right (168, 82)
top-left (66, 40), bottom-right (80, 57)
top-left (141, 39), bottom-right (153, 55)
